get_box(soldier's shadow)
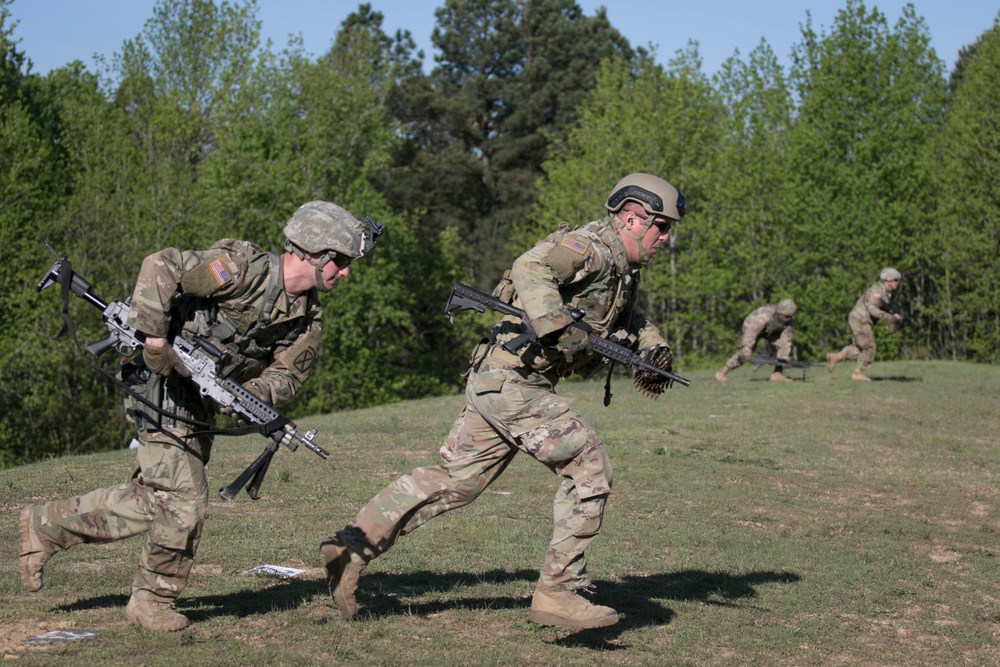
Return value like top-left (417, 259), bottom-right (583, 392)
top-left (870, 375), bottom-right (922, 382)
top-left (54, 568), bottom-right (800, 650)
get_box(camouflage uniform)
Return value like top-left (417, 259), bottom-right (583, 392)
top-left (720, 304), bottom-right (794, 372)
top-left (836, 281), bottom-right (896, 373)
top-left (338, 216), bottom-right (668, 591)
top-left (26, 239), bottom-right (322, 605)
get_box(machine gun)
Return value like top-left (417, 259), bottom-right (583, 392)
top-left (445, 282), bottom-right (691, 388)
top-left (743, 354), bottom-right (822, 381)
top-left (37, 243), bottom-right (329, 501)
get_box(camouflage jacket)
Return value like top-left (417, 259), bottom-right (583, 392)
top-left (492, 215), bottom-right (667, 378)
top-left (849, 281), bottom-right (895, 326)
top-left (127, 239), bottom-right (322, 406)
top-left (742, 304), bottom-right (793, 344)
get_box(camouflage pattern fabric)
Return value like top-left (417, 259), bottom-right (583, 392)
top-left (721, 304), bottom-right (794, 371)
top-left (28, 239), bottom-right (321, 603)
top-left (339, 216), bottom-right (667, 591)
top-left (837, 281), bottom-right (895, 373)
top-left (128, 239), bottom-right (322, 404)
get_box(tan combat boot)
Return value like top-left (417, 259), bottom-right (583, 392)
top-left (826, 352), bottom-right (844, 373)
top-left (19, 505), bottom-right (54, 592)
top-left (528, 587), bottom-right (619, 629)
top-left (714, 367), bottom-right (729, 383)
top-left (320, 534), bottom-right (364, 619)
top-left (769, 372), bottom-right (793, 383)
top-left (850, 370), bottom-right (872, 382)
top-left (125, 596), bottom-right (190, 632)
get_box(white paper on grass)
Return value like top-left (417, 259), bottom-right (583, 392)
top-left (22, 630), bottom-right (98, 645)
top-left (244, 565), bottom-right (305, 579)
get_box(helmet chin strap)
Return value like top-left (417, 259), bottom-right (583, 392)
top-left (286, 242), bottom-right (336, 292)
top-left (305, 254), bottom-right (334, 292)
top-left (614, 215), bottom-right (655, 263)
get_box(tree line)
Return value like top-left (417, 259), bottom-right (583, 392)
top-left (1, 0), bottom-right (997, 467)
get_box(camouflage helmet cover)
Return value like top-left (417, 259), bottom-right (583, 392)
top-left (606, 173), bottom-right (686, 220)
top-left (879, 267), bottom-right (901, 282)
top-left (283, 201), bottom-right (366, 259)
top-left (776, 298), bottom-right (797, 316)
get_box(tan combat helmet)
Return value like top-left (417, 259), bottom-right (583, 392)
top-left (606, 173), bottom-right (685, 262)
top-left (776, 299), bottom-right (797, 317)
top-left (879, 267), bottom-right (901, 282)
top-left (606, 173), bottom-right (686, 221)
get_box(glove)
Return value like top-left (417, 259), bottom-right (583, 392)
top-left (142, 342), bottom-right (191, 378)
top-left (893, 313), bottom-right (905, 323)
top-left (633, 345), bottom-right (675, 399)
top-left (552, 325), bottom-right (591, 362)
top-left (220, 381), bottom-right (270, 428)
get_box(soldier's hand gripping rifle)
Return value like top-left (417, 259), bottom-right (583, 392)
top-left (37, 243), bottom-right (329, 501)
top-left (445, 282), bottom-right (691, 388)
top-left (879, 297), bottom-right (908, 330)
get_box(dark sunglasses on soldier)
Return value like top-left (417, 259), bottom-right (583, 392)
top-left (634, 211), bottom-right (672, 234)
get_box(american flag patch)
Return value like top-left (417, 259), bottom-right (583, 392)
top-left (560, 237), bottom-right (588, 255)
top-left (209, 259), bottom-right (232, 286)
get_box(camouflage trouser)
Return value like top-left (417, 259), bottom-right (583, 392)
top-left (32, 377), bottom-right (212, 602)
top-left (839, 315), bottom-right (876, 372)
top-left (722, 329), bottom-right (792, 371)
top-left (343, 356), bottom-right (613, 590)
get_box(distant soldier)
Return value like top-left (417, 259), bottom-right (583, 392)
top-left (715, 299), bottom-right (798, 383)
top-left (827, 267), bottom-right (904, 381)
top-left (19, 202), bottom-right (380, 632)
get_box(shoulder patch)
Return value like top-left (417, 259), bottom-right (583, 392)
top-left (757, 317), bottom-right (768, 326)
top-left (209, 259), bottom-right (233, 287)
top-left (560, 237), bottom-right (589, 255)
top-left (872, 291), bottom-right (882, 300)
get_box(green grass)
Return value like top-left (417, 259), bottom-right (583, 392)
top-left (2, 361), bottom-right (999, 665)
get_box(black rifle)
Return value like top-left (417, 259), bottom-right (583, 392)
top-left (743, 354), bottom-right (821, 381)
top-left (445, 282), bottom-right (691, 387)
top-left (37, 245), bottom-right (329, 501)
top-left (879, 298), bottom-right (908, 327)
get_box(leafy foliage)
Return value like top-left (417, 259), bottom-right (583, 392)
top-left (1, 0), bottom-right (998, 467)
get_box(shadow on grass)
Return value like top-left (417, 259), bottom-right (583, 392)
top-left (552, 569), bottom-right (800, 649)
top-left (51, 567), bottom-right (800, 650)
top-left (870, 375), bottom-right (922, 382)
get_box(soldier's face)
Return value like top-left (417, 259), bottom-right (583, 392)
top-left (318, 260), bottom-right (350, 291)
top-left (636, 215), bottom-right (672, 260)
top-left (622, 209), bottom-right (672, 263)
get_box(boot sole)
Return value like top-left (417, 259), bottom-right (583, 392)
top-left (528, 609), bottom-right (619, 629)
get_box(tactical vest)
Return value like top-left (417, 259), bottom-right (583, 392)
top-left (173, 239), bottom-right (317, 382)
top-left (491, 216), bottom-right (641, 378)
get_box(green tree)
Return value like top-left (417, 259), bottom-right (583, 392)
top-left (533, 46), bottom-right (723, 360)
top-left (383, 0), bottom-right (633, 286)
top-left (786, 0), bottom-right (946, 356)
top-left (697, 40), bottom-right (796, 360)
top-left (926, 14), bottom-right (1000, 361)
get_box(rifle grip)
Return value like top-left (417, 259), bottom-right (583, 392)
top-left (85, 335), bottom-right (118, 357)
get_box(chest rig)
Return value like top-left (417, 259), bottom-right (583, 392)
top-left (174, 240), bottom-right (313, 381)
top-left (490, 217), bottom-right (640, 379)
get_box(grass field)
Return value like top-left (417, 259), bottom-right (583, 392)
top-left (2, 360), bottom-right (998, 666)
